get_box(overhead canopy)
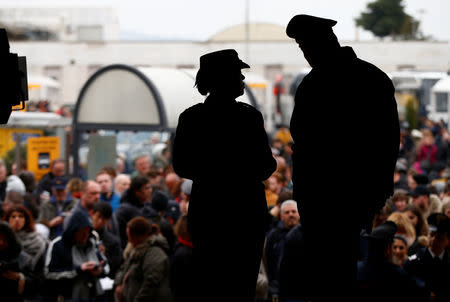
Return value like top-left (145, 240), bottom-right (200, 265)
top-left (432, 76), bottom-right (450, 93)
top-left (4, 111), bottom-right (71, 129)
top-left (74, 64), bottom-right (257, 132)
top-left (72, 64), bottom-right (258, 175)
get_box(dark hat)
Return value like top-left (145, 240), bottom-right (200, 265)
top-left (286, 14), bottom-right (337, 39)
top-left (364, 221), bottom-right (397, 241)
top-left (51, 176), bottom-right (68, 190)
top-left (151, 190), bottom-right (169, 212)
top-left (199, 49), bottom-right (249, 71)
top-left (409, 185), bottom-right (430, 198)
top-left (413, 174), bottom-right (429, 185)
top-left (427, 213), bottom-right (450, 235)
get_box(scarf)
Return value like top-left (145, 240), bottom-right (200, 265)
top-left (16, 230), bottom-right (47, 268)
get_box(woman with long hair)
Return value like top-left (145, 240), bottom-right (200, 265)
top-left (4, 205), bottom-right (47, 271)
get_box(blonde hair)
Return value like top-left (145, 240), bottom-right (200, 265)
top-left (387, 212), bottom-right (416, 240)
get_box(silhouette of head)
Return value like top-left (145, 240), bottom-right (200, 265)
top-left (195, 49), bottom-right (249, 98)
top-left (286, 14), bottom-right (340, 68)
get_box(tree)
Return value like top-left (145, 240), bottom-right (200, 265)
top-left (355, 0), bottom-right (421, 40)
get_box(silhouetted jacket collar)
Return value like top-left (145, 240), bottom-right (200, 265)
top-left (204, 94), bottom-right (237, 107)
top-left (314, 46), bottom-right (357, 70)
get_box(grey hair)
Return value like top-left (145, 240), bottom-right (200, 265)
top-left (115, 174), bottom-right (130, 185)
top-left (281, 199), bottom-right (298, 213)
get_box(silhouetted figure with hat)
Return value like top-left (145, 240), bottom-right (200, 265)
top-left (357, 221), bottom-right (427, 302)
top-left (172, 49), bottom-right (276, 302)
top-left (286, 15), bottom-right (400, 300)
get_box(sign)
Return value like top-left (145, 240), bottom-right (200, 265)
top-left (0, 128), bottom-right (42, 158)
top-left (27, 137), bottom-right (60, 181)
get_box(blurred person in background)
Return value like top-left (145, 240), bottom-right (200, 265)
top-left (38, 177), bottom-right (75, 240)
top-left (67, 177), bottom-right (83, 201)
top-left (441, 200), bottom-right (450, 218)
top-left (413, 129), bottom-right (437, 176)
top-left (388, 189), bottom-right (409, 212)
top-left (64, 180), bottom-right (101, 230)
top-left (114, 176), bottom-right (152, 248)
top-left (91, 202), bottom-right (121, 279)
top-left (0, 222), bottom-right (37, 302)
top-left (4, 205), bottom-right (47, 274)
top-left (114, 217), bottom-right (172, 302)
top-left (265, 200), bottom-right (300, 301)
top-left (0, 159), bottom-right (8, 201)
top-left (1, 191), bottom-right (25, 219)
top-left (131, 155), bottom-right (152, 179)
top-left (114, 174), bottom-right (131, 198)
top-left (356, 222), bottom-right (426, 302)
top-left (179, 179), bottom-right (192, 216)
top-left (268, 190), bottom-right (293, 229)
top-left (387, 212), bottom-right (417, 250)
top-left (404, 213), bottom-right (450, 302)
top-left (44, 210), bottom-right (109, 302)
top-left (36, 159), bottom-right (66, 199)
top-left (171, 215), bottom-right (194, 302)
top-left (391, 235), bottom-right (409, 267)
top-left (18, 171), bottom-right (39, 219)
top-left (165, 173), bottom-right (182, 202)
top-left (96, 170), bottom-right (120, 213)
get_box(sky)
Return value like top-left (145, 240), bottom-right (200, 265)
top-left (115, 0), bottom-right (450, 41)
top-left (8, 0), bottom-right (450, 41)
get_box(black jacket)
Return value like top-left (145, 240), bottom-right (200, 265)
top-left (404, 247), bottom-right (450, 302)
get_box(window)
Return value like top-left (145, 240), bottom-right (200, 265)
top-left (435, 92), bottom-right (448, 113)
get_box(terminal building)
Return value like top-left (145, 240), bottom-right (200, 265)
top-left (2, 2), bottom-right (450, 112)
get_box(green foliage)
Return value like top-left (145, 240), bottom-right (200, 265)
top-left (405, 96), bottom-right (418, 129)
top-left (4, 143), bottom-right (27, 173)
top-left (356, 0), bottom-right (422, 40)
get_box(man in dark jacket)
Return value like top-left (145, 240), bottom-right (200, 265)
top-left (286, 14), bottom-right (400, 300)
top-left (404, 213), bottom-right (450, 302)
top-left (92, 202), bottom-right (122, 278)
top-left (265, 200), bottom-right (300, 300)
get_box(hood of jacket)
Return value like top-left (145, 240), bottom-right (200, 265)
top-left (62, 210), bottom-right (92, 243)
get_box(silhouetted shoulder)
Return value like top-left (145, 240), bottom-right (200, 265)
top-left (236, 101), bottom-right (262, 117)
top-left (180, 103), bottom-right (204, 116)
top-left (356, 58), bottom-right (394, 90)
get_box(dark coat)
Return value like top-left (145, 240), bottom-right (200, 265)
top-left (290, 46), bottom-right (399, 213)
top-left (357, 259), bottom-right (428, 302)
top-left (278, 224), bottom-right (306, 300)
top-left (172, 96), bottom-right (276, 301)
top-left (404, 247), bottom-right (450, 302)
top-left (170, 241), bottom-right (194, 302)
top-left (114, 236), bottom-right (172, 302)
top-left (94, 226), bottom-right (122, 278)
top-left (114, 192), bottom-right (145, 249)
top-left (265, 221), bottom-right (291, 296)
top-left (289, 46), bottom-right (400, 298)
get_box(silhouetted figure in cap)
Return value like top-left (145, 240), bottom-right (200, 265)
top-left (357, 221), bottom-right (427, 302)
top-left (172, 49), bottom-right (276, 302)
top-left (286, 15), bottom-right (400, 300)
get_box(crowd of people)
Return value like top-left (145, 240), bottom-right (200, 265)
top-left (0, 117), bottom-right (449, 302)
